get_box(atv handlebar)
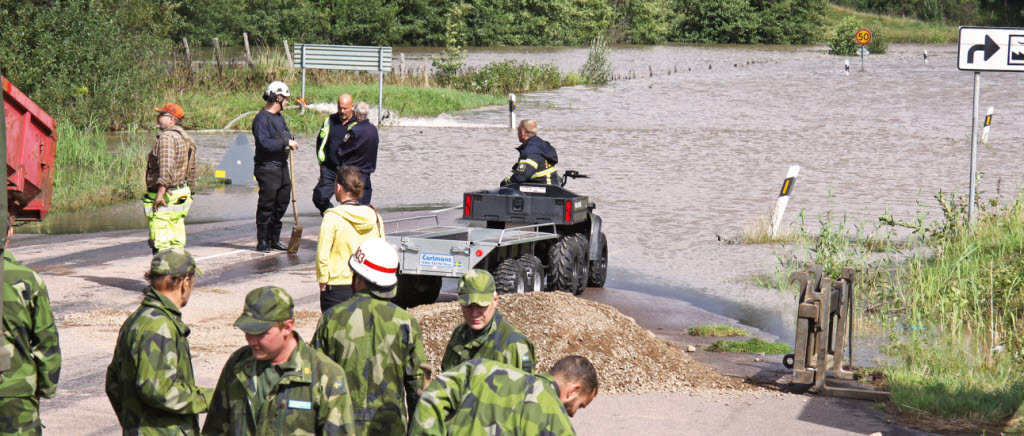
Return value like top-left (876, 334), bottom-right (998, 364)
top-left (560, 170), bottom-right (588, 187)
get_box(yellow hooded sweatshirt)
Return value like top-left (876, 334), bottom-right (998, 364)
top-left (316, 204), bottom-right (384, 285)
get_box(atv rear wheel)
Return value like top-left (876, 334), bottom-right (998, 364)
top-left (587, 232), bottom-right (608, 287)
top-left (547, 237), bottom-right (578, 293)
top-left (519, 254), bottom-right (544, 293)
top-left (393, 274), bottom-right (442, 308)
top-left (494, 258), bottom-right (527, 294)
top-left (568, 234), bottom-right (590, 295)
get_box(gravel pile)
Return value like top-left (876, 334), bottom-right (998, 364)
top-left (409, 292), bottom-right (752, 395)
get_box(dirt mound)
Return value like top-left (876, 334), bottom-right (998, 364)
top-left (409, 292), bottom-right (752, 395)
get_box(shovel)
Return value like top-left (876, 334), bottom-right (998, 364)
top-left (286, 147), bottom-right (302, 253)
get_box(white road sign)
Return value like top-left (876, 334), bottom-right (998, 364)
top-left (958, 27), bottom-right (1024, 72)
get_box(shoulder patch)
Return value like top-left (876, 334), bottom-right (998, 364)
top-left (516, 163), bottom-right (527, 172)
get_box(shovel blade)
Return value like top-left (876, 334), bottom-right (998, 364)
top-left (287, 225), bottom-right (302, 253)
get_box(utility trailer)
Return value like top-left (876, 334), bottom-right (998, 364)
top-left (385, 217), bottom-right (558, 307)
top-left (386, 172), bottom-right (609, 308)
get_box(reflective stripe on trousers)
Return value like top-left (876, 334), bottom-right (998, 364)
top-left (142, 185), bottom-right (192, 250)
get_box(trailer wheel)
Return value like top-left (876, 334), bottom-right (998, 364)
top-left (546, 236), bottom-right (579, 293)
top-left (587, 232), bottom-right (608, 287)
top-left (568, 234), bottom-right (590, 295)
top-left (494, 258), bottom-right (526, 294)
top-left (519, 254), bottom-right (544, 293)
top-left (394, 274), bottom-right (442, 309)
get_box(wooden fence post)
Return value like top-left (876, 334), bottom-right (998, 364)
top-left (182, 37), bottom-right (192, 68)
top-left (213, 37), bottom-right (224, 74)
top-left (283, 40), bottom-right (293, 68)
top-left (243, 32), bottom-right (253, 68)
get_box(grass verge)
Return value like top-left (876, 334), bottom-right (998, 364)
top-left (52, 124), bottom-right (220, 213)
top-left (687, 325), bottom-right (750, 337)
top-left (825, 5), bottom-right (957, 43)
top-left (704, 338), bottom-right (793, 354)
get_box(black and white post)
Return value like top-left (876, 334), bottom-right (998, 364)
top-left (509, 93), bottom-right (516, 129)
top-left (770, 165), bottom-right (800, 238)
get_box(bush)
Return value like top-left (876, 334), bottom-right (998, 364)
top-left (579, 35), bottom-right (613, 85)
top-left (0, 0), bottom-right (171, 129)
top-left (672, 0), bottom-right (827, 44)
top-left (446, 61), bottom-right (569, 95)
top-left (828, 16), bottom-right (891, 55)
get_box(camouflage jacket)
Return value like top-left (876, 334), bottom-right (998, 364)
top-left (441, 310), bottom-right (535, 373)
top-left (105, 286), bottom-right (212, 435)
top-left (202, 335), bottom-right (355, 436)
top-left (0, 251), bottom-right (61, 399)
top-left (311, 292), bottom-right (426, 436)
top-left (408, 358), bottom-right (576, 436)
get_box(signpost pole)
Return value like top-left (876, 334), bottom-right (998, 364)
top-left (860, 48), bottom-right (865, 71)
top-left (968, 71), bottom-right (981, 226)
top-left (378, 47), bottom-right (384, 125)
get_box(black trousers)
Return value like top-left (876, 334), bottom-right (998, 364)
top-left (254, 164), bottom-right (291, 233)
top-left (359, 173), bottom-right (373, 205)
top-left (320, 284), bottom-right (353, 313)
top-left (313, 165), bottom-right (337, 215)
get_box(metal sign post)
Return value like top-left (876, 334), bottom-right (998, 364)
top-left (293, 44), bottom-right (392, 125)
top-left (955, 26), bottom-right (1024, 224)
top-left (856, 28), bottom-right (872, 71)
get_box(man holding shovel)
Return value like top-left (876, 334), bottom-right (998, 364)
top-left (252, 81), bottom-right (299, 252)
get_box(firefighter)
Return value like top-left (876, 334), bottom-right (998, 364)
top-left (252, 82), bottom-right (299, 252)
top-left (312, 94), bottom-right (356, 215)
top-left (500, 119), bottom-right (559, 186)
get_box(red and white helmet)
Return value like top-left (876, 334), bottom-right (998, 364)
top-left (349, 239), bottom-right (398, 287)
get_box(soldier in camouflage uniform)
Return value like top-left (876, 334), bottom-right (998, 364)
top-left (409, 355), bottom-right (599, 435)
top-left (0, 217), bottom-right (61, 435)
top-left (202, 286), bottom-right (355, 435)
top-left (441, 269), bottom-right (536, 372)
top-left (105, 248), bottom-right (211, 435)
top-left (311, 239), bottom-right (427, 435)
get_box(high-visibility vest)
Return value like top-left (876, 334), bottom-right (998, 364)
top-left (317, 117), bottom-right (357, 163)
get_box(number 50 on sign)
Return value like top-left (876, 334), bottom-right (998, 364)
top-left (856, 28), bottom-right (872, 45)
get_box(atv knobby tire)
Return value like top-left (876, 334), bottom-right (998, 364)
top-left (568, 234), bottom-right (590, 295)
top-left (519, 254), bottom-right (544, 293)
top-left (547, 234), bottom-right (587, 294)
top-left (587, 232), bottom-right (608, 287)
top-left (393, 274), bottom-right (442, 308)
top-left (494, 258), bottom-right (527, 294)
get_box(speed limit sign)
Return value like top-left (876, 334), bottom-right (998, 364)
top-left (856, 28), bottom-right (872, 45)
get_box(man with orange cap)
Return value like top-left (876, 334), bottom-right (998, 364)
top-left (143, 103), bottom-right (197, 254)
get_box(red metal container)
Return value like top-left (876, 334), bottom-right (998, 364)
top-left (3, 76), bottom-right (56, 221)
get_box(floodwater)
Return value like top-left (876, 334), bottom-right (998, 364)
top-left (32, 43), bottom-right (1024, 346)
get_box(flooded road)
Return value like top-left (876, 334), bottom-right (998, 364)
top-left (34, 43), bottom-right (1024, 343)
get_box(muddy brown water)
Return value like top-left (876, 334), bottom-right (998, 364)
top-left (28, 44), bottom-right (1024, 351)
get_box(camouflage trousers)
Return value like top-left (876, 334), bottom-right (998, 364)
top-left (0, 397), bottom-right (41, 435)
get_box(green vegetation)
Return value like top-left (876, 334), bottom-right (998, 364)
top-left (579, 35), bottom-right (613, 86)
top-left (830, 0), bottom-right (1015, 27)
top-left (52, 124), bottom-right (220, 213)
top-left (826, 5), bottom-right (957, 43)
top-left (674, 0), bottom-right (827, 44)
top-left (748, 186), bottom-right (1024, 431)
top-left (687, 325), bottom-right (750, 337)
top-left (705, 338), bottom-right (793, 354)
top-left (827, 16), bottom-right (891, 55)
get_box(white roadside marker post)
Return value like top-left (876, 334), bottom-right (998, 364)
top-left (770, 165), bottom-right (800, 239)
top-left (981, 106), bottom-right (994, 144)
top-left (509, 93), bottom-right (516, 129)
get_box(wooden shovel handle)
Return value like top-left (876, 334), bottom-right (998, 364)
top-left (289, 148), bottom-right (299, 224)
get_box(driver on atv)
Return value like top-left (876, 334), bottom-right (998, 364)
top-left (500, 119), bottom-right (559, 186)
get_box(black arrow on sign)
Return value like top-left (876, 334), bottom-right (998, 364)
top-left (967, 35), bottom-right (1000, 63)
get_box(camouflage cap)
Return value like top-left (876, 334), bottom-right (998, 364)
top-left (458, 269), bottom-right (496, 307)
top-left (234, 286), bottom-right (294, 334)
top-left (150, 248), bottom-right (203, 276)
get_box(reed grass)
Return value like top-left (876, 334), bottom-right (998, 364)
top-left (687, 325), bottom-right (750, 337)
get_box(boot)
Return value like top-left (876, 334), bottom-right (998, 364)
top-left (256, 225), bottom-right (271, 252)
top-left (268, 222), bottom-right (288, 251)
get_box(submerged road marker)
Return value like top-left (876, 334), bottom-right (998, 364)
top-left (770, 165), bottom-right (800, 239)
top-left (981, 106), bottom-right (994, 144)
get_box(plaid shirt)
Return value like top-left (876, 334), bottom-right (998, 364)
top-left (146, 125), bottom-right (197, 191)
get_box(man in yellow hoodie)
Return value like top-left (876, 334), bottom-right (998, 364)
top-left (316, 166), bottom-right (385, 312)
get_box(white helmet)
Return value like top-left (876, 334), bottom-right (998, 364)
top-left (264, 81), bottom-right (290, 100)
top-left (349, 238), bottom-right (398, 287)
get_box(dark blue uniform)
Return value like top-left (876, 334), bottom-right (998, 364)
top-left (500, 136), bottom-right (559, 186)
top-left (312, 113), bottom-right (356, 215)
top-left (251, 109), bottom-right (292, 245)
top-left (339, 119), bottom-right (380, 205)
